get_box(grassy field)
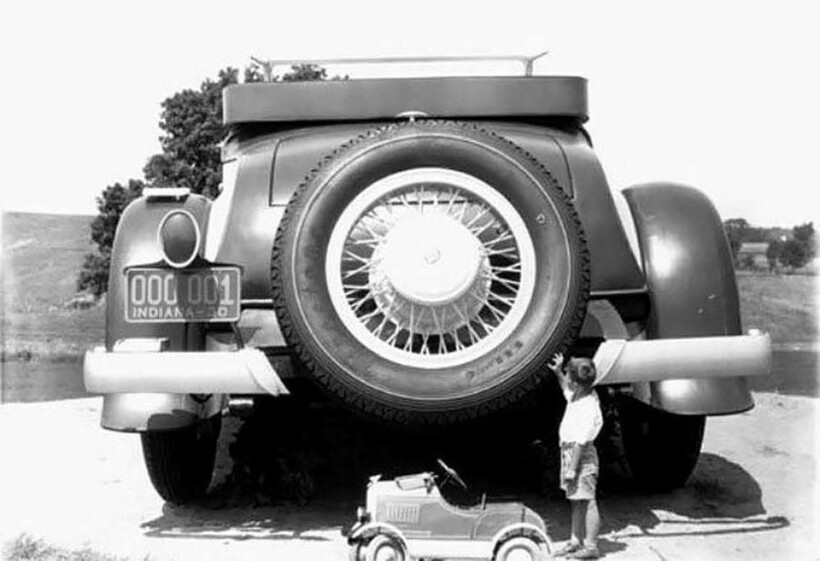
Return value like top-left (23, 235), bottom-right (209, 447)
top-left (737, 271), bottom-right (817, 343)
top-left (3, 534), bottom-right (144, 561)
top-left (1, 212), bottom-right (104, 361)
top-left (2, 212), bottom-right (94, 312)
top-left (1, 212), bottom-right (816, 363)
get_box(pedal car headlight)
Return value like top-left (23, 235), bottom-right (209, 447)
top-left (356, 506), bottom-right (369, 522)
top-left (158, 210), bottom-right (201, 268)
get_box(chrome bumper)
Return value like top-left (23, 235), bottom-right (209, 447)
top-left (85, 333), bottom-right (769, 397)
top-left (84, 345), bottom-right (289, 396)
top-left (593, 331), bottom-right (772, 385)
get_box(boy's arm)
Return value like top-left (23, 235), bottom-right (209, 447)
top-left (547, 352), bottom-right (569, 393)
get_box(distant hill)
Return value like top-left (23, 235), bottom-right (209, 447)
top-left (1, 212), bottom-right (104, 361)
top-left (2, 212), bottom-right (93, 313)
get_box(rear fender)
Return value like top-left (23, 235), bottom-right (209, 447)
top-left (622, 183), bottom-right (753, 415)
top-left (101, 393), bottom-right (225, 432)
top-left (106, 192), bottom-right (212, 350)
top-left (102, 192), bottom-right (216, 431)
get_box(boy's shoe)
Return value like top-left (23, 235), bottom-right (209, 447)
top-left (567, 544), bottom-right (600, 559)
top-left (553, 540), bottom-right (583, 557)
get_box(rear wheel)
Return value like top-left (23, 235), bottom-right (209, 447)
top-left (272, 121), bottom-right (590, 423)
top-left (617, 397), bottom-right (705, 490)
top-left (141, 415), bottom-right (221, 504)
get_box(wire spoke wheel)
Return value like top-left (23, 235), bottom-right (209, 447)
top-left (327, 168), bottom-right (536, 368)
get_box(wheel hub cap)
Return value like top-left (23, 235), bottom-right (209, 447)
top-left (369, 213), bottom-right (491, 334)
top-left (326, 167), bottom-right (536, 368)
top-left (380, 213), bottom-right (482, 305)
top-left (507, 550), bottom-right (534, 561)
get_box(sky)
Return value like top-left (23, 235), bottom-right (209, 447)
top-left (0, 0), bottom-right (817, 228)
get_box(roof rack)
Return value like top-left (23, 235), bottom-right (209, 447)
top-left (249, 51), bottom-right (549, 80)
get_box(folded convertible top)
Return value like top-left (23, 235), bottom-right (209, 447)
top-left (223, 76), bottom-right (588, 124)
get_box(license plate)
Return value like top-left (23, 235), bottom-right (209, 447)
top-left (125, 267), bottom-right (240, 323)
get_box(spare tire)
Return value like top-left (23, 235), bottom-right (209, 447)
top-left (272, 121), bottom-right (589, 423)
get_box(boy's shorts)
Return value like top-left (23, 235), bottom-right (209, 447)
top-left (560, 442), bottom-right (598, 501)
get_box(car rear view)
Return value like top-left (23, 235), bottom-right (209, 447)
top-left (85, 61), bottom-right (771, 503)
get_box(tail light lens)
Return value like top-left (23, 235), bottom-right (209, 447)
top-left (158, 210), bottom-right (201, 268)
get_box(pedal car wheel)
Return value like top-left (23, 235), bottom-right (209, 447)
top-left (365, 534), bottom-right (406, 561)
top-left (348, 541), bottom-right (365, 561)
top-left (494, 536), bottom-right (546, 561)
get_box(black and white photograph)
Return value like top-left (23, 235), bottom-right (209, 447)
top-left (1, 1), bottom-right (817, 560)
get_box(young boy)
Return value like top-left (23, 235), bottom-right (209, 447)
top-left (549, 353), bottom-right (603, 560)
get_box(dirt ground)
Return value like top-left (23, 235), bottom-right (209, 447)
top-left (0, 392), bottom-right (817, 561)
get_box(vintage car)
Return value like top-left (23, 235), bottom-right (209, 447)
top-left (346, 460), bottom-right (552, 561)
top-left (84, 56), bottom-right (771, 504)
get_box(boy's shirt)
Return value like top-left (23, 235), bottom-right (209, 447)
top-left (559, 390), bottom-right (603, 444)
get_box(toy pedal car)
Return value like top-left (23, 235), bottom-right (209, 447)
top-left (346, 459), bottom-right (552, 561)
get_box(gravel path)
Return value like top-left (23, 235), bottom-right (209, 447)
top-left (0, 393), bottom-right (816, 561)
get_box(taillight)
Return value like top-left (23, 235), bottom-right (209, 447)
top-left (157, 210), bottom-right (201, 268)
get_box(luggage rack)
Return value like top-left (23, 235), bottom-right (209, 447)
top-left (249, 51), bottom-right (549, 80)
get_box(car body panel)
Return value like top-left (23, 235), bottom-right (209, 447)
top-left (210, 149), bottom-right (280, 300)
top-left (549, 128), bottom-right (647, 292)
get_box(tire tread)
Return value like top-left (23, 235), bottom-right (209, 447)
top-left (140, 416), bottom-right (221, 504)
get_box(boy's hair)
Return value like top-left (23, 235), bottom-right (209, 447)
top-left (566, 357), bottom-right (596, 388)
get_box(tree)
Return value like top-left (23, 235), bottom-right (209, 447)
top-left (77, 179), bottom-right (145, 296)
top-left (775, 222), bottom-right (815, 270)
top-left (723, 217), bottom-right (770, 265)
top-left (723, 218), bottom-right (748, 264)
top-left (766, 239), bottom-right (783, 272)
top-left (792, 222), bottom-right (815, 261)
top-left (143, 68), bottom-right (242, 198)
top-left (78, 64), bottom-right (334, 295)
top-left (779, 238), bottom-right (809, 269)
top-left (249, 59), bottom-right (348, 83)
top-left (740, 254), bottom-right (757, 271)
top-left (143, 63), bottom-right (342, 198)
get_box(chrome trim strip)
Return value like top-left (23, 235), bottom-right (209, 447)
top-left (250, 52), bottom-right (550, 78)
top-left (241, 298), bottom-right (274, 308)
top-left (143, 187), bottom-right (191, 201)
top-left (205, 158), bottom-right (239, 261)
top-left (590, 287), bottom-right (649, 298)
top-left (156, 209), bottom-right (201, 268)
